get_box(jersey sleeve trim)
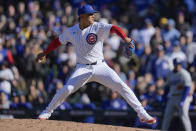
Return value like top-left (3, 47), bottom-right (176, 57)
top-left (110, 25), bottom-right (127, 40)
top-left (44, 38), bottom-right (61, 55)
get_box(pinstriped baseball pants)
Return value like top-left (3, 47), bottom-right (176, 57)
top-left (45, 61), bottom-right (145, 115)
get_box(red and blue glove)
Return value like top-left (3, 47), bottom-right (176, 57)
top-left (123, 39), bottom-right (136, 58)
top-left (128, 39), bottom-right (136, 54)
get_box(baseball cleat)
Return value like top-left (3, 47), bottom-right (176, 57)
top-left (38, 111), bottom-right (51, 120)
top-left (138, 111), bottom-right (156, 124)
top-left (140, 117), bottom-right (156, 124)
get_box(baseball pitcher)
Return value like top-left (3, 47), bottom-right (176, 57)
top-left (161, 58), bottom-right (192, 131)
top-left (36, 4), bottom-right (156, 124)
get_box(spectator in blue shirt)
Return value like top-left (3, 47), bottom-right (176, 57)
top-left (10, 93), bottom-right (19, 109)
top-left (179, 35), bottom-right (187, 53)
top-left (135, 42), bottom-right (144, 57)
top-left (72, 93), bottom-right (96, 123)
top-left (58, 102), bottom-right (72, 110)
top-left (163, 19), bottom-right (180, 45)
top-left (164, 40), bottom-right (173, 55)
top-left (103, 91), bottom-right (128, 110)
top-left (140, 45), bottom-right (156, 75)
top-left (126, 70), bottom-right (137, 90)
top-left (154, 45), bottom-right (170, 79)
top-left (143, 83), bottom-right (157, 105)
top-left (139, 94), bottom-right (153, 111)
top-left (155, 87), bottom-right (164, 103)
top-left (18, 94), bottom-right (32, 109)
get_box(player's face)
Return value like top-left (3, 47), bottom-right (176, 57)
top-left (81, 14), bottom-right (95, 25)
top-left (86, 13), bottom-right (95, 24)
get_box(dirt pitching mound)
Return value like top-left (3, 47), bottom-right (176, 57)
top-left (0, 119), bottom-right (159, 131)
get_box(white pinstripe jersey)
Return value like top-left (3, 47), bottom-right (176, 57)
top-left (59, 22), bottom-right (112, 64)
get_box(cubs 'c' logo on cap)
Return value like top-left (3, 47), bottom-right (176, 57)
top-left (86, 33), bottom-right (97, 45)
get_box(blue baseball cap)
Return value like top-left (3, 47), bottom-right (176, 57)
top-left (145, 18), bottom-right (152, 24)
top-left (173, 58), bottom-right (182, 65)
top-left (173, 41), bottom-right (180, 46)
top-left (168, 19), bottom-right (175, 27)
top-left (78, 4), bottom-right (98, 16)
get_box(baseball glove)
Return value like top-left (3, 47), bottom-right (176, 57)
top-left (122, 39), bottom-right (136, 58)
top-left (35, 52), bottom-right (46, 63)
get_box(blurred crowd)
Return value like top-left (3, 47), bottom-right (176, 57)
top-left (0, 0), bottom-right (196, 119)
